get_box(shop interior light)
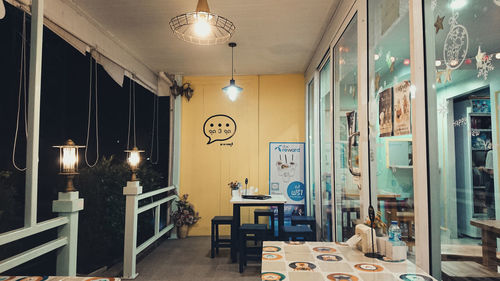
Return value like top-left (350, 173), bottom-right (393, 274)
top-left (222, 42), bottom-right (243, 101)
top-left (374, 54), bottom-right (380, 61)
top-left (435, 60), bottom-right (442, 67)
top-left (450, 0), bottom-right (467, 9)
top-left (495, 53), bottom-right (500, 60)
top-left (169, 0), bottom-right (235, 45)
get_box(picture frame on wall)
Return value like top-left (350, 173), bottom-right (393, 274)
top-left (379, 88), bottom-right (393, 137)
top-left (393, 80), bottom-right (411, 136)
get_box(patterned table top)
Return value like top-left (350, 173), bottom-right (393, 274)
top-left (261, 241), bottom-right (436, 281)
top-left (0, 277), bottom-right (119, 281)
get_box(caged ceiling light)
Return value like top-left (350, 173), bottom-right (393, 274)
top-left (222, 42), bottom-right (243, 102)
top-left (169, 0), bottom-right (236, 45)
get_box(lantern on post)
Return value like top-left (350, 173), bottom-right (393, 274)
top-left (125, 146), bottom-right (144, 181)
top-left (53, 139), bottom-right (85, 192)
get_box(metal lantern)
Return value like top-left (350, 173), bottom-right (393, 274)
top-left (125, 146), bottom-right (144, 181)
top-left (53, 139), bottom-right (85, 192)
top-left (222, 42), bottom-right (243, 101)
top-left (169, 0), bottom-right (235, 45)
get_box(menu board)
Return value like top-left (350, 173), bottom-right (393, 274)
top-left (393, 81), bottom-right (411, 136)
top-left (379, 88), bottom-right (393, 137)
top-left (269, 142), bottom-right (306, 224)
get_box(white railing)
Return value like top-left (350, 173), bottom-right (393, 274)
top-left (123, 182), bottom-right (177, 279)
top-left (0, 192), bottom-right (84, 275)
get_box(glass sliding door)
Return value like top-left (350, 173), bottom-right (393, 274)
top-left (423, 0), bottom-right (500, 274)
top-left (319, 58), bottom-right (333, 241)
top-left (333, 15), bottom-right (359, 242)
top-left (367, 0), bottom-right (418, 263)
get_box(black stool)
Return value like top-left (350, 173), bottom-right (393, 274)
top-left (281, 225), bottom-right (314, 241)
top-left (291, 215), bottom-right (316, 238)
top-left (211, 216), bottom-right (233, 258)
top-left (254, 208), bottom-right (275, 239)
top-left (239, 224), bottom-right (267, 273)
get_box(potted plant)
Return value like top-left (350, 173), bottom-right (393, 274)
top-left (228, 181), bottom-right (241, 198)
top-left (172, 194), bottom-right (200, 239)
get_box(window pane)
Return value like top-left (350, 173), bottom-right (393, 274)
top-left (308, 79), bottom-right (316, 217)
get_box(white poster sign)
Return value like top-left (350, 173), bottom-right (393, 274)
top-left (269, 142), bottom-right (306, 218)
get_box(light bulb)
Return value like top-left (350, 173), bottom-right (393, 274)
top-left (128, 151), bottom-right (140, 168)
top-left (435, 60), bottom-right (442, 67)
top-left (374, 54), bottom-right (380, 61)
top-left (226, 86), bottom-right (239, 101)
top-left (194, 13), bottom-right (211, 37)
top-left (62, 147), bottom-right (77, 172)
top-left (450, 0), bottom-right (467, 9)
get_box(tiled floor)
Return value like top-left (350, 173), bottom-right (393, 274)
top-left (134, 236), bottom-right (260, 281)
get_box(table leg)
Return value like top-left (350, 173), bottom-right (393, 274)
top-left (278, 204), bottom-right (284, 240)
top-left (231, 204), bottom-right (240, 262)
top-left (481, 230), bottom-right (498, 271)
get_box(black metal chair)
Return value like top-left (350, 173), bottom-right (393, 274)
top-left (211, 216), bottom-right (233, 258)
top-left (281, 225), bottom-right (314, 241)
top-left (291, 215), bottom-right (316, 239)
top-left (254, 208), bottom-right (275, 239)
top-left (239, 224), bottom-right (267, 273)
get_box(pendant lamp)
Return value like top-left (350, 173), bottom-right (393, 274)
top-left (222, 42), bottom-right (243, 102)
top-left (169, 0), bottom-right (235, 45)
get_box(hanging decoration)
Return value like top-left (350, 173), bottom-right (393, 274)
top-left (375, 73), bottom-right (381, 92)
top-left (431, 0), bottom-right (438, 11)
top-left (12, 12), bottom-right (27, 171)
top-left (437, 101), bottom-right (449, 116)
top-left (435, 68), bottom-right (454, 84)
top-left (476, 46), bottom-right (495, 80)
top-left (434, 15), bottom-right (445, 34)
top-left (85, 54), bottom-right (100, 167)
top-left (149, 92), bottom-right (160, 164)
top-left (443, 11), bottom-right (468, 70)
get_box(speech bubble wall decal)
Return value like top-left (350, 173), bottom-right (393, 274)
top-left (203, 114), bottom-right (237, 144)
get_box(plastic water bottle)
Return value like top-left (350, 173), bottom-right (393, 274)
top-left (388, 221), bottom-right (402, 244)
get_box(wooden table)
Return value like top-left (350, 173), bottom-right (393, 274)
top-left (470, 219), bottom-right (500, 271)
top-left (261, 241), bottom-right (436, 281)
top-left (230, 195), bottom-right (286, 262)
top-left (441, 261), bottom-right (500, 280)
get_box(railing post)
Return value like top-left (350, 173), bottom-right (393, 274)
top-left (123, 181), bottom-right (142, 279)
top-left (52, 191), bottom-right (84, 276)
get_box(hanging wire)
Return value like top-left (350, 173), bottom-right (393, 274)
top-left (149, 93), bottom-right (160, 164)
top-left (12, 12), bottom-right (27, 171)
top-left (127, 78), bottom-right (137, 149)
top-left (127, 79), bottom-right (132, 150)
top-left (85, 54), bottom-right (100, 167)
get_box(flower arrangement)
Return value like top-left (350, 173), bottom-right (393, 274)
top-left (172, 194), bottom-right (200, 227)
top-left (364, 210), bottom-right (387, 234)
top-left (228, 181), bottom-right (241, 190)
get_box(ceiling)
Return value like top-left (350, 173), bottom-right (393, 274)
top-left (69, 0), bottom-right (339, 76)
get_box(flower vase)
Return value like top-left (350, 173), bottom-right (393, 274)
top-left (232, 189), bottom-right (239, 198)
top-left (178, 225), bottom-right (189, 239)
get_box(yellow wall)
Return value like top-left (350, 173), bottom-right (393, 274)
top-left (180, 74), bottom-right (305, 236)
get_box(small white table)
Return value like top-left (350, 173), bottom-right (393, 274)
top-left (230, 195), bottom-right (287, 262)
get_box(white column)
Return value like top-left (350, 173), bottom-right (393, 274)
top-left (123, 181), bottom-right (142, 279)
top-left (52, 191), bottom-right (84, 276)
top-left (25, 0), bottom-right (44, 227)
